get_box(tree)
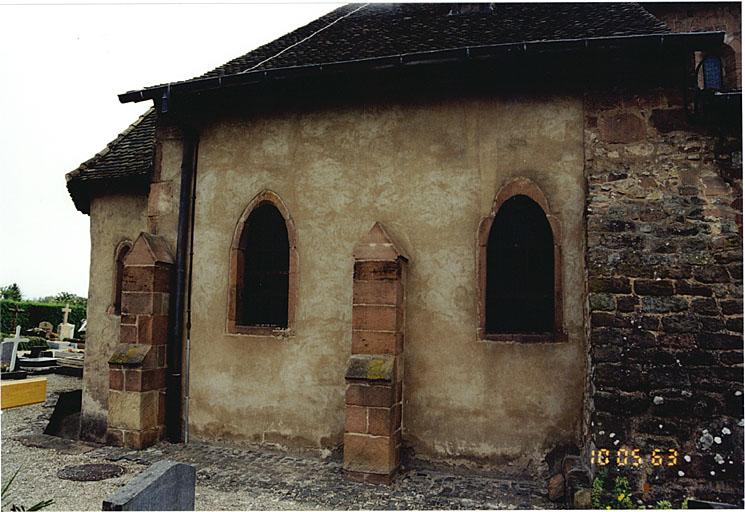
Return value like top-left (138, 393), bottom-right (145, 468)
top-left (50, 291), bottom-right (87, 307)
top-left (0, 283), bottom-right (22, 301)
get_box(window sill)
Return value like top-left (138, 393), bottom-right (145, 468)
top-left (482, 332), bottom-right (567, 343)
top-left (227, 324), bottom-right (292, 337)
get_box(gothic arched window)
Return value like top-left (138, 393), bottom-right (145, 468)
top-left (228, 191), bottom-right (297, 335)
top-left (486, 195), bottom-right (554, 334)
top-left (478, 179), bottom-right (563, 341)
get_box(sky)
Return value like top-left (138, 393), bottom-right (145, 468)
top-left (0, 1), bottom-right (341, 300)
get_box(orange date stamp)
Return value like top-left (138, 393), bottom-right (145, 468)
top-left (591, 448), bottom-right (679, 467)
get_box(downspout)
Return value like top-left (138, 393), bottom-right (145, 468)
top-left (166, 122), bottom-right (198, 443)
top-left (183, 124), bottom-right (199, 444)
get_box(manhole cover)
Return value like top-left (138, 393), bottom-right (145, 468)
top-left (57, 463), bottom-right (125, 481)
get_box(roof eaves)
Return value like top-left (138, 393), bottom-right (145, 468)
top-left (119, 31), bottom-right (725, 104)
top-left (66, 107), bottom-right (156, 215)
top-left (67, 107), bottom-right (155, 178)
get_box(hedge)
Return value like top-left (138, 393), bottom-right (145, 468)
top-left (0, 300), bottom-right (86, 335)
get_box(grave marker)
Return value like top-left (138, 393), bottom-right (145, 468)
top-left (6, 303), bottom-right (23, 332)
top-left (38, 321), bottom-right (54, 337)
top-left (102, 460), bottom-right (195, 511)
top-left (2, 327), bottom-right (27, 372)
top-left (58, 303), bottom-right (75, 341)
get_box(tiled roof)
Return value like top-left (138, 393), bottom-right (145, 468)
top-left (198, 3), bottom-right (669, 79)
top-left (71, 3), bottom-right (673, 214)
top-left (66, 108), bottom-right (155, 214)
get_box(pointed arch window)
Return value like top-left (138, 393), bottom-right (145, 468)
top-left (228, 191), bottom-right (297, 335)
top-left (110, 240), bottom-right (132, 315)
top-left (478, 179), bottom-right (564, 342)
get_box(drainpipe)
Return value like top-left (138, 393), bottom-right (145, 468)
top-left (183, 122), bottom-right (199, 444)
top-left (166, 122), bottom-right (198, 443)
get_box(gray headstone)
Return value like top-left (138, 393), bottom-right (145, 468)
top-left (1, 340), bottom-right (19, 371)
top-left (102, 460), bottom-right (195, 511)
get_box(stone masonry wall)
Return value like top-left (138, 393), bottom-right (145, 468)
top-left (585, 87), bottom-right (743, 504)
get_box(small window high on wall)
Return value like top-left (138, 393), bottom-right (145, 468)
top-left (486, 195), bottom-right (554, 334)
top-left (238, 204), bottom-right (290, 327)
top-left (702, 55), bottom-right (723, 91)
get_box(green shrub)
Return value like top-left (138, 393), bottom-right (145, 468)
top-left (591, 471), bottom-right (636, 510)
top-left (17, 337), bottom-right (49, 351)
top-left (0, 300), bottom-right (86, 334)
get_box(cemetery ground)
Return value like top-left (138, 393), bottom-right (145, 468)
top-left (1, 375), bottom-right (551, 510)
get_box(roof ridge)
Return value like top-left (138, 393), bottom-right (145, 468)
top-left (67, 107), bottom-right (155, 180)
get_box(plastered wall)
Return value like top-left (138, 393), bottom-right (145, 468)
top-left (187, 95), bottom-right (587, 465)
top-left (80, 193), bottom-right (148, 441)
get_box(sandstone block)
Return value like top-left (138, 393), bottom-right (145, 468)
top-left (598, 112), bottom-right (646, 143)
top-left (351, 331), bottom-right (402, 355)
top-left (108, 390), bottom-right (159, 431)
top-left (345, 406), bottom-right (367, 434)
top-left (353, 261), bottom-right (401, 281)
top-left (346, 383), bottom-right (394, 408)
top-left (343, 433), bottom-right (395, 474)
top-left (352, 305), bottom-right (398, 332)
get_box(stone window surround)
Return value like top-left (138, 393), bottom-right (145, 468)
top-left (108, 239), bottom-right (133, 316)
top-left (476, 178), bottom-right (566, 343)
top-left (227, 190), bottom-right (298, 336)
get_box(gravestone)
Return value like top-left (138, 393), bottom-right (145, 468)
top-left (102, 460), bottom-right (196, 511)
top-left (2, 327), bottom-right (26, 371)
top-left (44, 389), bottom-right (82, 439)
top-left (39, 321), bottom-right (54, 337)
top-left (17, 325), bottom-right (57, 372)
top-left (1, 340), bottom-right (19, 372)
top-left (58, 304), bottom-right (75, 341)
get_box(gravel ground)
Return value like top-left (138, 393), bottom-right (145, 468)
top-left (1, 375), bottom-right (143, 511)
top-left (2, 374), bottom-right (552, 510)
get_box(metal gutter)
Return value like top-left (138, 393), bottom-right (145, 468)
top-left (166, 125), bottom-right (198, 443)
top-left (119, 31), bottom-right (724, 104)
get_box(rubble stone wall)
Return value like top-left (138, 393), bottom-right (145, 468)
top-left (585, 86), bottom-right (743, 504)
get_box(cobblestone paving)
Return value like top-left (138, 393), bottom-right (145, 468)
top-left (3, 375), bottom-right (553, 510)
top-left (89, 441), bottom-right (552, 510)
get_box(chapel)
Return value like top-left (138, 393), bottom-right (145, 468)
top-left (66, 3), bottom-right (743, 504)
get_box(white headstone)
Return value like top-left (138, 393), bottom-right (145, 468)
top-left (61, 303), bottom-right (71, 324)
top-left (58, 323), bottom-right (75, 341)
top-left (58, 303), bottom-right (75, 340)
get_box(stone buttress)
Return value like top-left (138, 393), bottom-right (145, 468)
top-left (106, 232), bottom-right (173, 449)
top-left (344, 223), bottom-right (408, 484)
